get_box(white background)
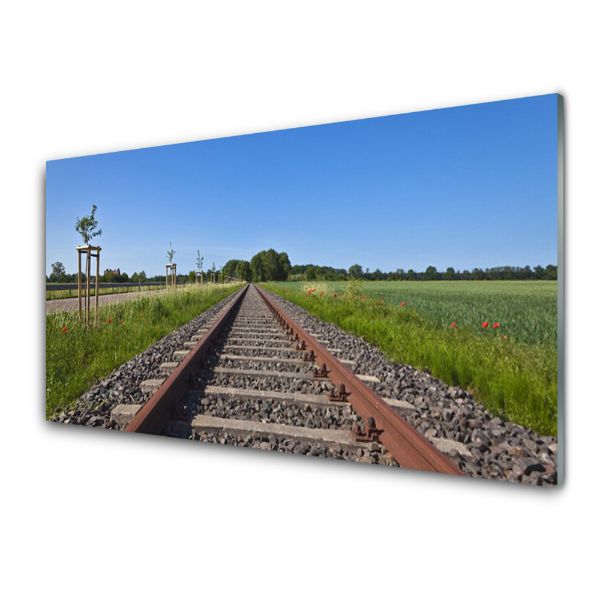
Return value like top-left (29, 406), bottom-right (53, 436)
top-left (2, 1), bottom-right (598, 598)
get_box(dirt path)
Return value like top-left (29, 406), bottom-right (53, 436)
top-left (46, 290), bottom-right (164, 314)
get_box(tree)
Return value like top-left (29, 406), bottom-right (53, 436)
top-left (306, 266), bottom-right (317, 281)
top-left (167, 241), bottom-right (176, 263)
top-left (248, 249), bottom-right (290, 281)
top-left (545, 264), bottom-right (557, 280)
top-left (236, 260), bottom-right (251, 282)
top-left (196, 250), bottom-right (204, 282)
top-left (444, 267), bottom-right (456, 280)
top-left (263, 249), bottom-right (284, 280)
top-left (424, 265), bottom-right (438, 281)
top-left (223, 259), bottom-right (242, 280)
top-left (75, 205), bottom-right (102, 245)
top-left (348, 264), bottom-right (363, 279)
top-left (278, 252), bottom-right (292, 276)
top-left (51, 261), bottom-right (66, 281)
top-left (188, 270), bottom-right (196, 282)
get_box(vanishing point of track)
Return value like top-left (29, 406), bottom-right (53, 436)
top-left (122, 284), bottom-right (463, 475)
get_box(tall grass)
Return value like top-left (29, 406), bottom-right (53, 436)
top-left (264, 281), bottom-right (557, 436)
top-left (46, 283), bottom-right (242, 418)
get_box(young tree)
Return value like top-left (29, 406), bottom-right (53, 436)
top-left (167, 241), bottom-right (176, 263)
top-left (196, 250), bottom-right (204, 283)
top-left (75, 205), bottom-right (102, 245)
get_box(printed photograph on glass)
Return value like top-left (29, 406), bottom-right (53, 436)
top-left (46, 94), bottom-right (563, 486)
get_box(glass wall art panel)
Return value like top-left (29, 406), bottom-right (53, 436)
top-left (46, 94), bottom-right (564, 486)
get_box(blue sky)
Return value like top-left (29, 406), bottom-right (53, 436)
top-left (46, 94), bottom-right (558, 277)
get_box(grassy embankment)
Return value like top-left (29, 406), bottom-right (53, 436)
top-left (46, 283), bottom-right (243, 418)
top-left (263, 280), bottom-right (557, 436)
top-left (46, 284), bottom-right (167, 301)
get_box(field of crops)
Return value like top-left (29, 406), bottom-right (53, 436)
top-left (272, 280), bottom-right (557, 345)
top-left (264, 280), bottom-right (558, 436)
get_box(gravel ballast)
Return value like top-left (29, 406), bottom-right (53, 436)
top-left (261, 290), bottom-right (558, 486)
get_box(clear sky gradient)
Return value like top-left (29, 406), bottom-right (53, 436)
top-left (46, 94), bottom-right (558, 277)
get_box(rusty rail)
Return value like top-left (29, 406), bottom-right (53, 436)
top-left (125, 284), bottom-right (249, 435)
top-left (254, 284), bottom-right (464, 476)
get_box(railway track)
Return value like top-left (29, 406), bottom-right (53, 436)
top-left (116, 283), bottom-right (463, 475)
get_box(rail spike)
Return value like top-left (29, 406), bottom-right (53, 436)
top-left (303, 349), bottom-right (317, 362)
top-left (329, 383), bottom-right (351, 403)
top-left (313, 363), bottom-right (330, 378)
top-left (352, 416), bottom-right (383, 442)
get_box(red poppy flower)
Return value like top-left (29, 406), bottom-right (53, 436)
top-left (334, 294), bottom-right (337, 298)
top-left (121, 319), bottom-right (124, 324)
top-left (493, 322), bottom-right (500, 329)
top-left (503, 335), bottom-right (507, 341)
top-left (400, 301), bottom-right (405, 307)
top-left (482, 321), bottom-right (488, 328)
top-left (319, 292), bottom-right (323, 296)
top-left (451, 322), bottom-right (456, 328)
top-left (62, 326), bottom-right (67, 333)
top-left (142, 313), bottom-right (145, 317)
top-left (107, 318), bottom-right (112, 323)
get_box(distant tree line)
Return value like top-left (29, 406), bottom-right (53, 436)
top-left (290, 263), bottom-right (557, 281)
top-left (48, 256), bottom-right (558, 284)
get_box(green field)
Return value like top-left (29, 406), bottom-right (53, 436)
top-left (46, 283), bottom-right (242, 418)
top-left (264, 280), bottom-right (558, 436)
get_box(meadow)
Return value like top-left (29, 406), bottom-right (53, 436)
top-left (264, 280), bottom-right (558, 436)
top-left (46, 283), bottom-right (242, 418)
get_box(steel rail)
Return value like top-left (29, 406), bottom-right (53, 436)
top-left (125, 284), bottom-right (249, 435)
top-left (253, 284), bottom-right (464, 476)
